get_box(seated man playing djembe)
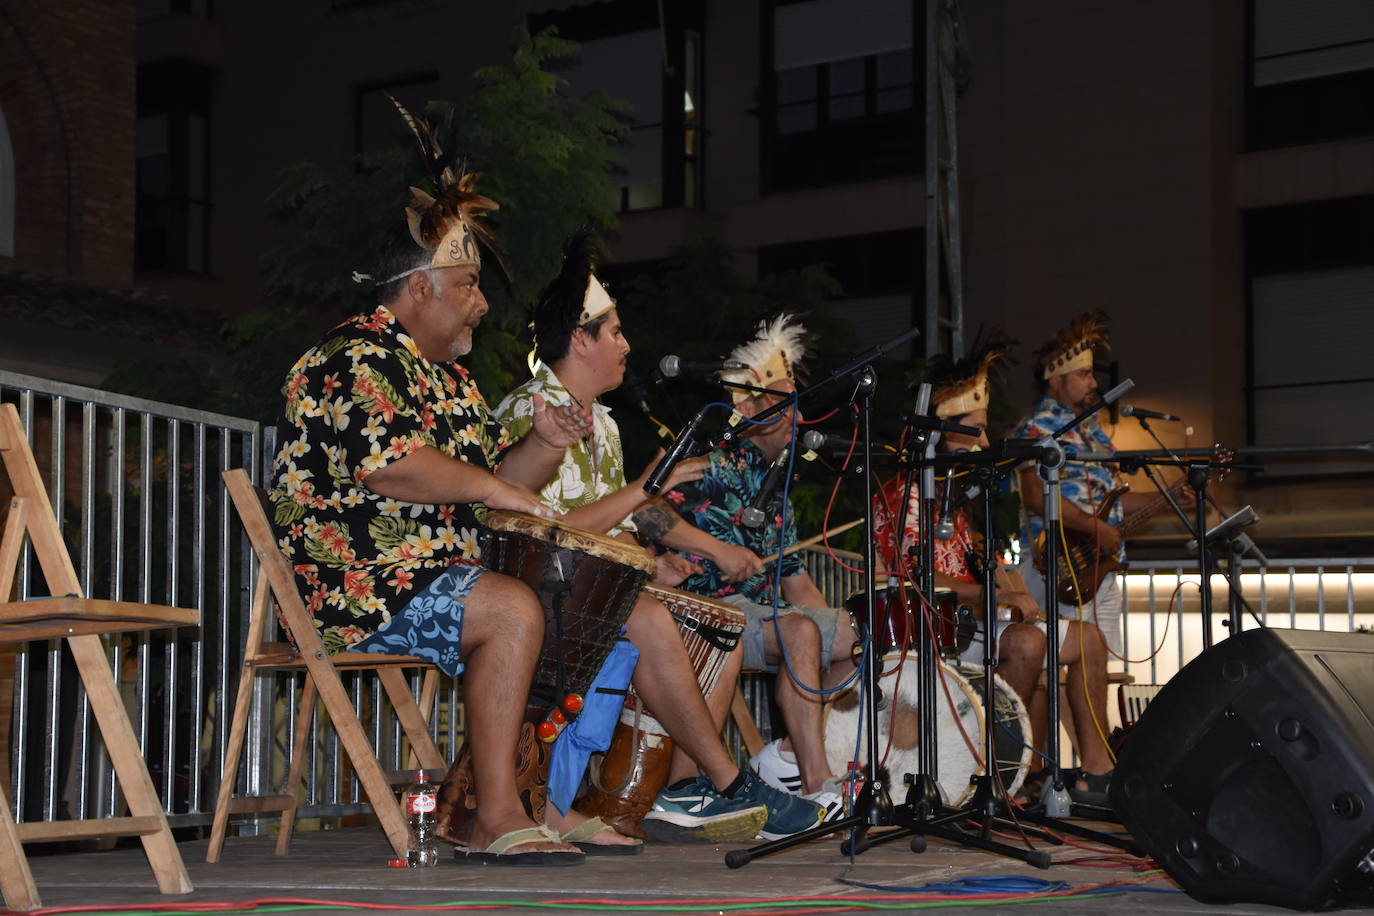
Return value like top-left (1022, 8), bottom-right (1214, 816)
top-left (268, 142), bottom-right (591, 865)
top-left (494, 230), bottom-right (824, 846)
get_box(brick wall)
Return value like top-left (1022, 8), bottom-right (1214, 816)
top-left (0, 1), bottom-right (135, 286)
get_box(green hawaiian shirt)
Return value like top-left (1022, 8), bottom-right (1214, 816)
top-left (493, 362), bottom-right (636, 536)
top-left (268, 306), bottom-right (511, 654)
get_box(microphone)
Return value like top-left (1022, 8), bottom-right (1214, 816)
top-left (740, 447), bottom-right (791, 528)
top-left (643, 405), bottom-right (709, 495)
top-left (1120, 404), bottom-right (1181, 422)
top-left (934, 479), bottom-right (956, 540)
top-left (801, 430), bottom-right (853, 454)
top-left (658, 355), bottom-right (748, 379)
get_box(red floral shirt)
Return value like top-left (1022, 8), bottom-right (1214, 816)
top-left (872, 472), bottom-right (976, 583)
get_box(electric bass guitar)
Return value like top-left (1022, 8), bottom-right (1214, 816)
top-left (1033, 449), bottom-right (1232, 605)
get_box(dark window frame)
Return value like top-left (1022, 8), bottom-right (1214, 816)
top-left (136, 60), bottom-right (214, 276)
top-left (1242, 195), bottom-right (1374, 484)
top-left (1244, 0), bottom-right (1374, 151)
top-left (759, 0), bottom-right (921, 195)
top-left (530, 0), bottom-right (705, 214)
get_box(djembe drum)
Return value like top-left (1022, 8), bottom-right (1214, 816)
top-left (434, 511), bottom-right (656, 847)
top-left (575, 584), bottom-right (745, 838)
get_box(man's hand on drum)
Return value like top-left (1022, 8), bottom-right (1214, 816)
top-left (530, 393), bottom-right (593, 448)
top-left (483, 475), bottom-right (561, 520)
top-left (709, 542), bottom-right (764, 582)
top-left (653, 553), bottom-right (703, 588)
top-left (997, 589), bottom-right (1042, 625)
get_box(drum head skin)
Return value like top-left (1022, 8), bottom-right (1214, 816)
top-left (824, 656), bottom-right (1030, 804)
top-left (486, 510), bottom-right (656, 575)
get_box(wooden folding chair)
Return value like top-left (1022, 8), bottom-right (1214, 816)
top-left (1118, 682), bottom-right (1163, 729)
top-left (210, 469), bottom-right (445, 863)
top-left (0, 403), bottom-right (197, 911)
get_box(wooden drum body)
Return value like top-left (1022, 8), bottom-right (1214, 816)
top-left (481, 510), bottom-right (656, 707)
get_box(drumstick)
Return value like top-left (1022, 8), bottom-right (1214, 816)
top-left (759, 518), bottom-right (866, 564)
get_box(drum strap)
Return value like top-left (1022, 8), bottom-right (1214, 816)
top-left (668, 609), bottom-right (741, 653)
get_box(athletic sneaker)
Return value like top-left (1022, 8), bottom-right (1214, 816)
top-left (803, 789), bottom-right (846, 824)
top-left (641, 777), bottom-right (768, 844)
top-left (731, 769), bottom-right (826, 840)
top-left (749, 739), bottom-right (803, 794)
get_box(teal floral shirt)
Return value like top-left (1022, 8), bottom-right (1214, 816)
top-left (666, 439), bottom-right (803, 605)
top-left (268, 307), bottom-right (510, 654)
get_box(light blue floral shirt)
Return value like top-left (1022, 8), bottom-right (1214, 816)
top-left (1015, 397), bottom-right (1125, 562)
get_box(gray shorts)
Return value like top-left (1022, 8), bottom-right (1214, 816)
top-left (722, 594), bottom-right (846, 673)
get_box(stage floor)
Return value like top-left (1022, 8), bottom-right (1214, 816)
top-left (17, 818), bottom-right (1355, 915)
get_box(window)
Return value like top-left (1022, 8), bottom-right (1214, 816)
top-left (534, 0), bottom-right (704, 212)
top-left (0, 105), bottom-right (14, 258)
top-left (763, 0), bottom-right (919, 192)
top-left (1245, 197), bottom-right (1374, 478)
top-left (354, 74), bottom-right (440, 157)
top-left (1248, 0), bottom-right (1374, 150)
top-left (136, 61), bottom-right (213, 274)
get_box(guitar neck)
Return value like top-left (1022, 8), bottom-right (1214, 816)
top-left (1117, 481), bottom-right (1186, 536)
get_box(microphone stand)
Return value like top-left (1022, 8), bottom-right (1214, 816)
top-left (1130, 416), bottom-right (1269, 641)
top-left (725, 328), bottom-right (922, 869)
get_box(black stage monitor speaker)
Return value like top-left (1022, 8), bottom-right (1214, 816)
top-left (1111, 628), bottom-right (1374, 911)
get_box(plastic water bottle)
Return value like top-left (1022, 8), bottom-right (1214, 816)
top-left (404, 770), bottom-right (438, 867)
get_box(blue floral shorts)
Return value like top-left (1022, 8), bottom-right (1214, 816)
top-left (349, 565), bottom-right (485, 677)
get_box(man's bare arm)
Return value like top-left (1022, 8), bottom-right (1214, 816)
top-left (633, 499), bottom-right (764, 582)
top-left (364, 445), bottom-right (553, 517)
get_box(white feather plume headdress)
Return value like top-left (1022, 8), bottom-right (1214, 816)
top-left (719, 313), bottom-right (812, 405)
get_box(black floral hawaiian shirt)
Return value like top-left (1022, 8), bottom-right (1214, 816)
top-left (268, 306), bottom-right (510, 654)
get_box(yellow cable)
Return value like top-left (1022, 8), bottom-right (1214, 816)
top-left (1054, 491), bottom-right (1117, 767)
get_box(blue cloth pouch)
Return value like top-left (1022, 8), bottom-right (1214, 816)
top-left (546, 637), bottom-right (639, 815)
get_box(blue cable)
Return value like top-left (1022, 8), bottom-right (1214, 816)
top-left (840, 875), bottom-right (1073, 894)
top-left (764, 399), bottom-right (860, 699)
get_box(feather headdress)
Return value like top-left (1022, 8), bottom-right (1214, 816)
top-left (926, 328), bottom-right (1015, 419)
top-left (536, 227), bottom-right (615, 329)
top-left (1034, 310), bottom-right (1110, 380)
top-left (530, 228), bottom-right (617, 368)
top-left (390, 95), bottom-right (510, 281)
top-left (719, 313), bottom-right (812, 405)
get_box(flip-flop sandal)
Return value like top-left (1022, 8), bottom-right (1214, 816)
top-left (561, 816), bottom-right (644, 856)
top-left (452, 825), bottom-right (585, 867)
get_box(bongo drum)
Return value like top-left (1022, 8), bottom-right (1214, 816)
top-left (823, 656), bottom-right (1030, 805)
top-left (435, 511), bottom-right (655, 848)
top-left (576, 585), bottom-right (745, 837)
top-left (845, 585), bottom-right (973, 657)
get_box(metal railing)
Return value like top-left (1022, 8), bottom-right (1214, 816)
top-left (1, 371), bottom-right (256, 825)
